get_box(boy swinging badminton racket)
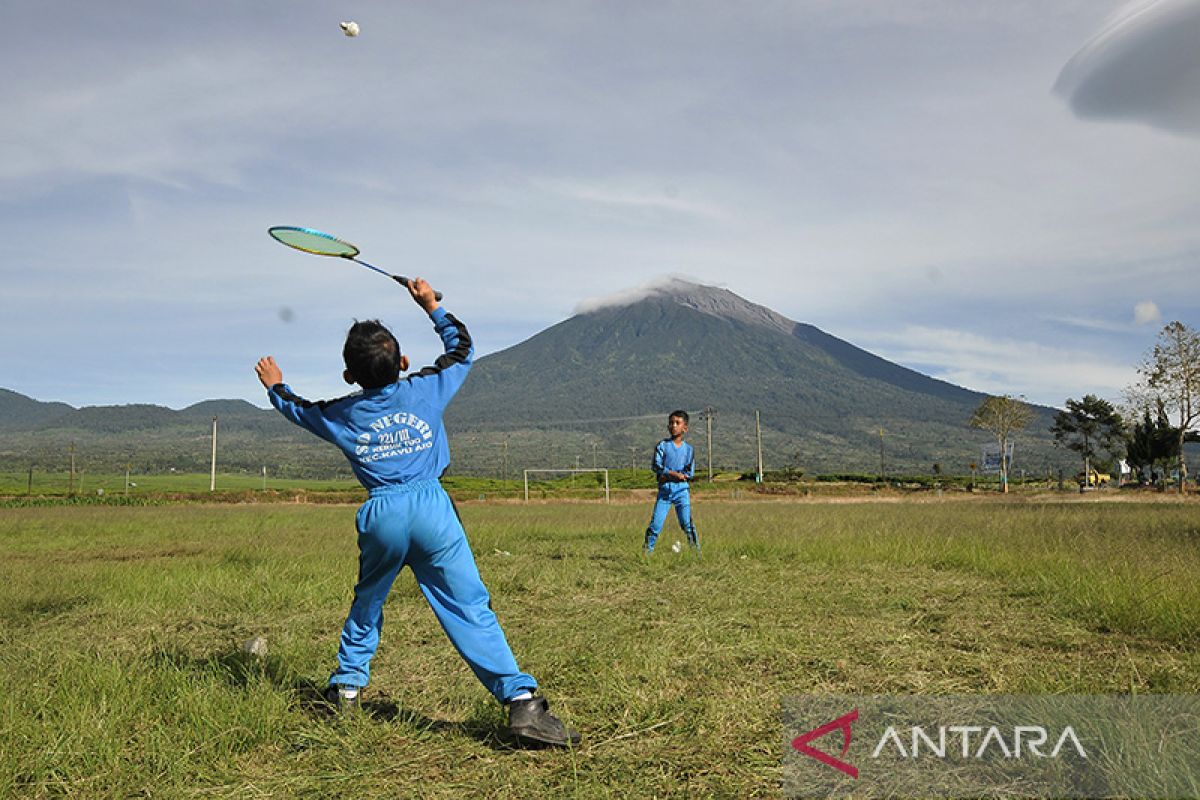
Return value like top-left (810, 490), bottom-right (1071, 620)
top-left (257, 237), bottom-right (578, 747)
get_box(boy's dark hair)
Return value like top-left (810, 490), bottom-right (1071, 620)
top-left (669, 410), bottom-right (689, 424)
top-left (343, 320), bottom-right (402, 388)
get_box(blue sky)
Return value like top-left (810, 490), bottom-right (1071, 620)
top-left (3, 1), bottom-right (1199, 410)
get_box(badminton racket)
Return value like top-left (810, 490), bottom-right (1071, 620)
top-left (268, 226), bottom-right (443, 301)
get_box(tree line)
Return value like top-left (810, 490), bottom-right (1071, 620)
top-left (969, 321), bottom-right (1199, 493)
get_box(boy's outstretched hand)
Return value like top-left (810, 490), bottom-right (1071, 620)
top-left (255, 356), bottom-right (283, 390)
top-left (406, 277), bottom-right (440, 314)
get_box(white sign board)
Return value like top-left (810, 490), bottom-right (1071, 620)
top-left (980, 442), bottom-right (1015, 474)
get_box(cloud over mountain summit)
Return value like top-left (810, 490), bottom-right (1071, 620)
top-left (1056, 0), bottom-right (1200, 138)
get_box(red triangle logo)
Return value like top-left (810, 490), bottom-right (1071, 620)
top-left (791, 708), bottom-right (859, 778)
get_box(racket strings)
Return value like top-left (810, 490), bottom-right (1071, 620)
top-left (268, 226), bottom-right (359, 257)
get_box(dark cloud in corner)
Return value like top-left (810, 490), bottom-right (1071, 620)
top-left (1054, 0), bottom-right (1200, 138)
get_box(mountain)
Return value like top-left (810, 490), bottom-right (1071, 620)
top-left (451, 279), bottom-right (983, 424)
top-left (0, 388), bottom-right (74, 431)
top-left (0, 391), bottom-right (349, 478)
top-left (0, 396), bottom-right (275, 435)
top-left (0, 281), bottom-right (1074, 477)
top-left (445, 279), bottom-right (1065, 474)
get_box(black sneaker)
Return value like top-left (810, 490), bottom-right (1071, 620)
top-left (323, 684), bottom-right (362, 714)
top-left (507, 695), bottom-right (581, 748)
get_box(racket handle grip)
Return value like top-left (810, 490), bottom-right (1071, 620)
top-left (393, 275), bottom-right (443, 301)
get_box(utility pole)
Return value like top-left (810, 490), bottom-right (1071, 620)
top-left (210, 416), bottom-right (218, 492)
top-left (629, 446), bottom-right (638, 471)
top-left (701, 406), bottom-right (716, 481)
top-left (755, 411), bottom-right (764, 484)
top-left (27, 464), bottom-right (33, 496)
top-left (502, 438), bottom-right (509, 482)
top-left (878, 427), bottom-right (886, 481)
top-left (592, 440), bottom-right (598, 470)
top-left (125, 464), bottom-right (131, 497)
top-left (69, 441), bottom-right (76, 496)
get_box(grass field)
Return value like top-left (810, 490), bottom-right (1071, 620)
top-left (2, 497), bottom-right (1198, 798)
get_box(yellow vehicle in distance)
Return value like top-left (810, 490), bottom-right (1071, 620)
top-left (1079, 468), bottom-right (1112, 487)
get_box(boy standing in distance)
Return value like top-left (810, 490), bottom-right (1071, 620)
top-left (254, 277), bottom-right (579, 748)
top-left (643, 410), bottom-right (700, 554)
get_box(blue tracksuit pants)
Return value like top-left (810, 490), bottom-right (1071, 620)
top-left (330, 479), bottom-right (537, 703)
top-left (644, 483), bottom-right (699, 552)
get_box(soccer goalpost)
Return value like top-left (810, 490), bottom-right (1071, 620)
top-left (523, 468), bottom-right (610, 502)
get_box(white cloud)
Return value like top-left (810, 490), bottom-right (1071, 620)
top-left (535, 178), bottom-right (731, 222)
top-left (574, 275), bottom-right (704, 314)
top-left (1043, 314), bottom-right (1133, 334)
top-left (2, 2), bottom-right (1198, 410)
top-left (0, 49), bottom-right (309, 189)
top-left (1133, 300), bottom-right (1163, 324)
top-left (1042, 304), bottom-right (1165, 333)
top-left (1055, 0), bottom-right (1200, 137)
top-left (857, 326), bottom-right (1137, 407)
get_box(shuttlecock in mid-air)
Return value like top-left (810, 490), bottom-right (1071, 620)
top-left (671, 541), bottom-right (682, 553)
top-left (340, 21), bottom-right (360, 37)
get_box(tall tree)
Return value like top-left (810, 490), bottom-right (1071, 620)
top-left (1050, 395), bottom-right (1126, 484)
top-left (968, 395), bottom-right (1033, 493)
top-left (1124, 404), bottom-right (1179, 486)
top-left (1134, 321), bottom-right (1200, 493)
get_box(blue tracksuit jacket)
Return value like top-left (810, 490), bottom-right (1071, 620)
top-left (265, 307), bottom-right (536, 702)
top-left (653, 438), bottom-right (695, 487)
top-left (267, 307), bottom-right (468, 486)
top-left (644, 438), bottom-right (700, 551)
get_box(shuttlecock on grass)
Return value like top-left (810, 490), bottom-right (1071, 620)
top-left (340, 21), bottom-right (360, 37)
top-left (671, 541), bottom-right (682, 553)
top-left (241, 636), bottom-right (268, 658)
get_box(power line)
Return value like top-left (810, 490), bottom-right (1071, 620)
top-left (477, 412), bottom-right (672, 428)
